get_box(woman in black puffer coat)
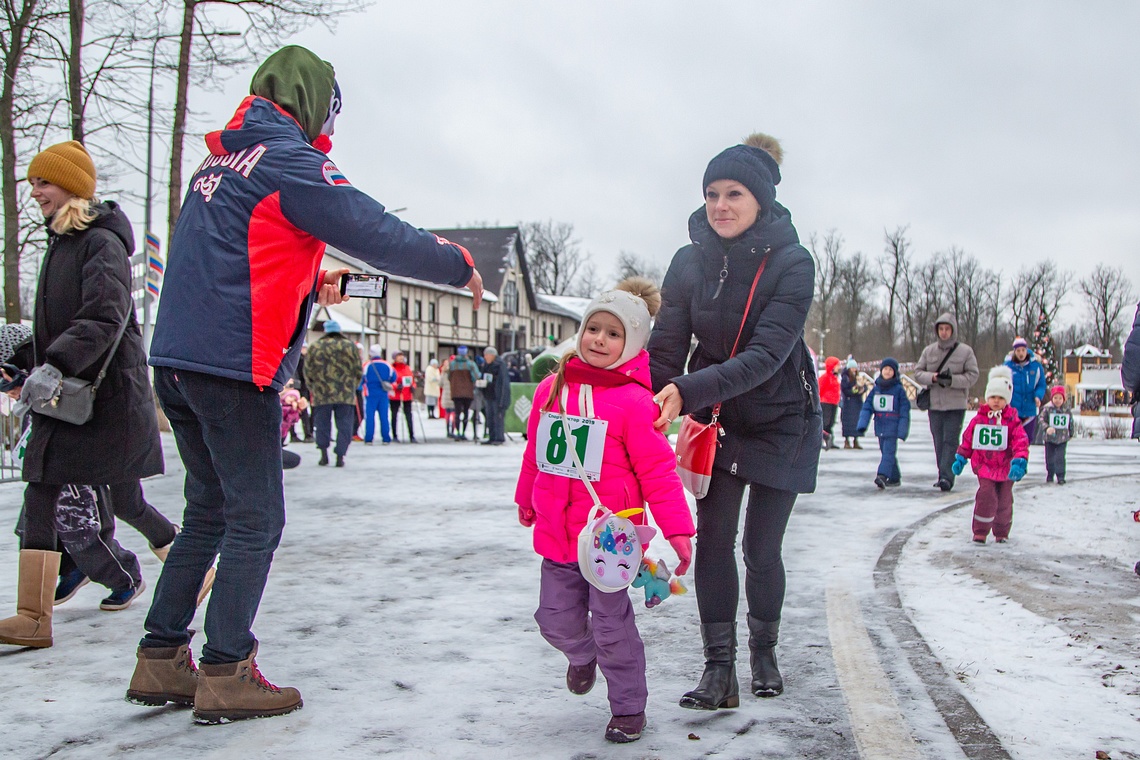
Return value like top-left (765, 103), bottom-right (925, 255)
top-left (0, 141), bottom-right (163, 650)
top-left (649, 133), bottom-right (820, 710)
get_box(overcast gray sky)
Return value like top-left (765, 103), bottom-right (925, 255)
top-left (160, 1), bottom-right (1140, 319)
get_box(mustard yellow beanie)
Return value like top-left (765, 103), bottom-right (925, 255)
top-left (27, 141), bottom-right (96, 199)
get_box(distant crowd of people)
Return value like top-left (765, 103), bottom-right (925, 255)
top-left (286, 326), bottom-right (514, 468)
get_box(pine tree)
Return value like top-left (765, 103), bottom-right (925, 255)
top-left (1032, 311), bottom-right (1059, 385)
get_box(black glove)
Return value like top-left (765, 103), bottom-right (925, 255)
top-left (936, 370), bottom-right (952, 388)
top-left (0, 363), bottom-right (28, 393)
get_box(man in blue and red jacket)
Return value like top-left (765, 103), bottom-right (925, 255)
top-left (131, 45), bottom-right (482, 723)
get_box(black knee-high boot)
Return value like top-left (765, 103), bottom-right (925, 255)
top-left (747, 615), bottom-right (783, 697)
top-left (679, 622), bottom-right (739, 710)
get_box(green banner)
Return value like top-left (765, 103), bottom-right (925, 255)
top-left (505, 383), bottom-right (539, 433)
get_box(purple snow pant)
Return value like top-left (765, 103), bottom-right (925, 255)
top-left (535, 559), bottom-right (647, 716)
top-left (972, 477), bottom-right (1014, 540)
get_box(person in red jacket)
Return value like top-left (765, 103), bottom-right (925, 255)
top-left (388, 351), bottom-right (416, 442)
top-left (818, 356), bottom-right (841, 450)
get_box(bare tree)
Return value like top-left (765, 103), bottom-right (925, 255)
top-left (1079, 263), bottom-right (1135, 356)
top-left (878, 225), bottom-right (909, 350)
top-left (837, 251), bottom-right (876, 357)
top-left (1008, 260), bottom-right (1067, 339)
top-left (522, 219), bottom-right (587, 296)
top-left (613, 250), bottom-right (662, 286)
top-left (2, 0), bottom-right (69, 322)
top-left (808, 230), bottom-right (844, 346)
top-left (900, 253), bottom-right (944, 358)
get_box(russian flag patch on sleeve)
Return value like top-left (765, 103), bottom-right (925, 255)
top-left (321, 160), bottom-right (350, 186)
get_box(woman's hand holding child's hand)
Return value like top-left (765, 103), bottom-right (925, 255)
top-left (652, 384), bottom-right (683, 433)
top-left (517, 504), bottom-right (536, 527)
top-left (668, 535), bottom-right (692, 575)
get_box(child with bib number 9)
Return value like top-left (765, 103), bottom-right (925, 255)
top-left (856, 357), bottom-right (911, 489)
top-left (952, 366), bottom-right (1030, 544)
top-left (514, 277), bottom-right (695, 744)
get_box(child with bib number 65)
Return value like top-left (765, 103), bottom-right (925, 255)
top-left (952, 366), bottom-right (1030, 544)
top-left (514, 277), bottom-right (695, 744)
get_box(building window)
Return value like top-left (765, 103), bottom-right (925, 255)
top-left (452, 305), bottom-right (459, 325)
top-left (428, 302), bottom-right (436, 322)
top-left (472, 307), bottom-right (479, 330)
top-left (414, 351), bottom-right (422, 371)
top-left (401, 297), bottom-right (409, 319)
top-left (503, 280), bottom-right (519, 316)
top-left (414, 300), bottom-right (422, 321)
top-left (558, 323), bottom-right (563, 341)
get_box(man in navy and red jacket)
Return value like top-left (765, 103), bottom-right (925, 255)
top-left (131, 45), bottom-right (482, 723)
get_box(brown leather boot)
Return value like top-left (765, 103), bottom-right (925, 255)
top-left (193, 642), bottom-right (302, 724)
top-left (0, 550), bottom-right (61, 648)
top-left (126, 643), bottom-right (198, 706)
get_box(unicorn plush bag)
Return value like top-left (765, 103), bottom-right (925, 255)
top-left (577, 505), bottom-right (656, 593)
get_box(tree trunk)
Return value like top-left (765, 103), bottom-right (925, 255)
top-left (68, 0), bottom-right (84, 141)
top-left (167, 0), bottom-right (196, 237)
top-left (2, 0), bottom-right (38, 323)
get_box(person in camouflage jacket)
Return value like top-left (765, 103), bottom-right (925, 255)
top-left (306, 321), bottom-right (363, 466)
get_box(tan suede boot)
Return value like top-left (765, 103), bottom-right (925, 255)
top-left (193, 641), bottom-right (302, 724)
top-left (0, 550), bottom-right (62, 648)
top-left (126, 644), bottom-right (198, 706)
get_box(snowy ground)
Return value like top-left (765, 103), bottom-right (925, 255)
top-left (0, 410), bottom-right (1137, 759)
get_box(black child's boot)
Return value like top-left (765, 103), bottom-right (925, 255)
top-left (747, 615), bottom-right (783, 697)
top-left (679, 622), bottom-right (739, 710)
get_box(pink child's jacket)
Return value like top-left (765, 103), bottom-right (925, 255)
top-left (956, 405), bottom-right (1030, 481)
top-left (514, 351), bottom-right (695, 564)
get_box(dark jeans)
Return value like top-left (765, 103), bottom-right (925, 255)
top-left (928, 409), bottom-right (966, 485)
top-left (390, 399), bottom-right (415, 441)
top-left (143, 367), bottom-right (284, 665)
top-left (877, 436), bottom-right (901, 481)
top-left (21, 482), bottom-right (141, 591)
top-left (314, 403), bottom-right (355, 456)
top-left (1045, 442), bottom-right (1067, 480)
top-left (693, 472), bottom-right (797, 624)
top-left (485, 401), bottom-right (506, 443)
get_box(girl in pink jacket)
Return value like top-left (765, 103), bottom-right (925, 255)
top-left (952, 366), bottom-right (1030, 544)
top-left (515, 277), bottom-right (695, 744)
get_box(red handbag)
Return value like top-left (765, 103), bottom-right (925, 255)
top-left (675, 255), bottom-right (769, 498)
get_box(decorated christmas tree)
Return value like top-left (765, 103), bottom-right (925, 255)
top-left (1032, 310), bottom-right (1059, 385)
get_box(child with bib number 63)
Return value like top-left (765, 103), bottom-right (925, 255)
top-left (514, 277), bottom-right (695, 744)
top-left (952, 366), bottom-right (1030, 544)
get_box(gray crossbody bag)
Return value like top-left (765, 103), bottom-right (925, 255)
top-left (34, 314), bottom-right (130, 425)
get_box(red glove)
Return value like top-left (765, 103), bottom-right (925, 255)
top-left (518, 504), bottom-right (536, 527)
top-left (668, 535), bottom-right (693, 575)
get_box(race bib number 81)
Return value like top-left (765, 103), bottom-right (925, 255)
top-left (536, 413), bottom-right (608, 481)
top-left (973, 424), bottom-right (1008, 451)
top-left (873, 394), bottom-right (894, 412)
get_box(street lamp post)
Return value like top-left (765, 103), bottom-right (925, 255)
top-left (813, 328), bottom-right (830, 364)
